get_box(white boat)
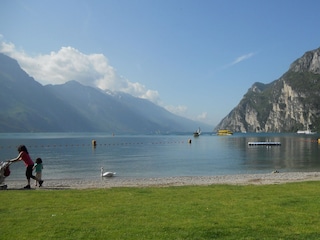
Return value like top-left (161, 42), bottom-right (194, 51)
top-left (297, 129), bottom-right (317, 134)
top-left (297, 124), bottom-right (317, 134)
top-left (193, 128), bottom-right (201, 137)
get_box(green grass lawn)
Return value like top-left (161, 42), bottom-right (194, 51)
top-left (1, 182), bottom-right (320, 239)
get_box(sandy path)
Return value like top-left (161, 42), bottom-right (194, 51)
top-left (3, 172), bottom-right (320, 190)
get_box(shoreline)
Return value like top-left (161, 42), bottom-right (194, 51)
top-left (3, 172), bottom-right (320, 190)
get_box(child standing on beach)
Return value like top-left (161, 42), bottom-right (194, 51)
top-left (33, 158), bottom-right (43, 187)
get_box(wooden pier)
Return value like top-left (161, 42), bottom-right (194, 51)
top-left (248, 141), bottom-right (281, 146)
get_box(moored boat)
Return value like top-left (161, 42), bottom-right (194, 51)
top-left (297, 124), bottom-right (317, 134)
top-left (297, 129), bottom-right (317, 134)
top-left (216, 129), bottom-right (233, 136)
top-left (193, 127), bottom-right (201, 137)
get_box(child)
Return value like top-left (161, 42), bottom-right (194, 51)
top-left (33, 158), bottom-right (43, 187)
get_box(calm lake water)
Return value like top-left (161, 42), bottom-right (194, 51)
top-left (1, 132), bottom-right (320, 180)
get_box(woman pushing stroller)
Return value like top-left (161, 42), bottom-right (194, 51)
top-left (10, 145), bottom-right (43, 189)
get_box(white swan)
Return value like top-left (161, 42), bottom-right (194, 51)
top-left (101, 167), bottom-right (116, 177)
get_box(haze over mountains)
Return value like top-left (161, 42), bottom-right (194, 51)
top-left (0, 53), bottom-right (211, 133)
top-left (2, 46), bottom-right (320, 134)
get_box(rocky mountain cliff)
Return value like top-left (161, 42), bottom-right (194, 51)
top-left (214, 47), bottom-right (320, 133)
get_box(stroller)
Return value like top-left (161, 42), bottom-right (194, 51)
top-left (0, 161), bottom-right (12, 190)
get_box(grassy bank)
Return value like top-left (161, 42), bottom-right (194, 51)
top-left (1, 182), bottom-right (320, 239)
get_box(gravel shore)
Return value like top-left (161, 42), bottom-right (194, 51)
top-left (4, 172), bottom-right (320, 190)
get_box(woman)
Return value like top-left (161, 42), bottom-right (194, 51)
top-left (10, 145), bottom-right (43, 189)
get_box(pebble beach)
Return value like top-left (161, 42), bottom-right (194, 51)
top-left (4, 172), bottom-right (320, 190)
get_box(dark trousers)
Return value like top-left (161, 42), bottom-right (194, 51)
top-left (26, 165), bottom-right (36, 180)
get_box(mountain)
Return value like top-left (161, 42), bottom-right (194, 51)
top-left (0, 53), bottom-right (210, 133)
top-left (0, 54), bottom-right (93, 132)
top-left (214, 47), bottom-right (320, 133)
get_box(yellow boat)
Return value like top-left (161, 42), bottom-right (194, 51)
top-left (216, 129), bottom-right (233, 136)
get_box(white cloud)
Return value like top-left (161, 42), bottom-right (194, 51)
top-left (164, 107), bottom-right (211, 125)
top-left (165, 105), bottom-right (188, 116)
top-left (196, 112), bottom-right (208, 121)
top-left (0, 39), bottom-right (211, 124)
top-left (230, 52), bottom-right (256, 66)
top-left (220, 52), bottom-right (257, 70)
top-left (0, 39), bottom-right (160, 103)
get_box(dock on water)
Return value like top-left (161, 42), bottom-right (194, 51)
top-left (248, 141), bottom-right (281, 146)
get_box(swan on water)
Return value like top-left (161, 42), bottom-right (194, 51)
top-left (101, 167), bottom-right (116, 177)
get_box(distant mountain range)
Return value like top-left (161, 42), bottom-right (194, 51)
top-left (0, 53), bottom-right (211, 133)
top-left (3, 46), bottom-right (319, 134)
top-left (215, 47), bottom-right (320, 133)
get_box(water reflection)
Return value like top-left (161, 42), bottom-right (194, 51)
top-left (1, 132), bottom-right (320, 180)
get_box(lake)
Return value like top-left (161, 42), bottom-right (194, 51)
top-left (1, 132), bottom-right (320, 180)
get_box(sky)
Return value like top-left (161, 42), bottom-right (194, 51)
top-left (1, 0), bottom-right (320, 128)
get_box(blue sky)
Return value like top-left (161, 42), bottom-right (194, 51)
top-left (1, 0), bottom-right (320, 127)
